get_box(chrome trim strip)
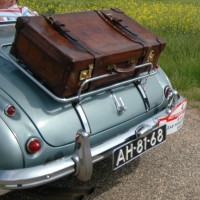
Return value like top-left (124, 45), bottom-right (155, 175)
top-left (0, 97), bottom-right (185, 190)
top-left (0, 21), bottom-right (16, 25)
top-left (135, 83), bottom-right (150, 111)
top-left (75, 104), bottom-right (91, 133)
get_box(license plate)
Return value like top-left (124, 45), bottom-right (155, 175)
top-left (113, 125), bottom-right (166, 170)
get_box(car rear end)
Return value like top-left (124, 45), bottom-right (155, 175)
top-left (0, 21), bottom-right (187, 194)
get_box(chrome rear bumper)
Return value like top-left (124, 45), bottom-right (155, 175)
top-left (0, 96), bottom-right (186, 191)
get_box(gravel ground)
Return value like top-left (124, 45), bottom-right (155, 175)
top-left (0, 104), bottom-right (199, 200)
top-left (87, 105), bottom-right (200, 200)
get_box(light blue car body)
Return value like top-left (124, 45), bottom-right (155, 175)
top-left (0, 21), bottom-right (185, 195)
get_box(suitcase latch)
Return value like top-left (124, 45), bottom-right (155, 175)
top-left (107, 64), bottom-right (117, 72)
top-left (80, 64), bottom-right (94, 80)
top-left (147, 50), bottom-right (155, 62)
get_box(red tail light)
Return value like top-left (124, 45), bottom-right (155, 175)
top-left (164, 86), bottom-right (171, 98)
top-left (27, 138), bottom-right (41, 154)
top-left (4, 105), bottom-right (16, 117)
top-left (154, 64), bottom-right (159, 69)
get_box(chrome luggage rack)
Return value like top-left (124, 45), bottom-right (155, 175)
top-left (1, 43), bottom-right (157, 103)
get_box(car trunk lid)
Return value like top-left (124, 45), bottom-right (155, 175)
top-left (0, 55), bottom-right (164, 147)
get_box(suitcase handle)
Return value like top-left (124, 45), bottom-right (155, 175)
top-left (113, 61), bottom-right (136, 73)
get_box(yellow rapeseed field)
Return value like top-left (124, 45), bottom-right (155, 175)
top-left (127, 2), bottom-right (200, 34)
top-left (20, 0), bottom-right (200, 34)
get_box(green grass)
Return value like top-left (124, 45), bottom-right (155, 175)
top-left (158, 32), bottom-right (200, 101)
top-left (19, 0), bottom-right (200, 103)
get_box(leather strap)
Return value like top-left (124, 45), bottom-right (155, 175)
top-left (44, 15), bottom-right (103, 69)
top-left (96, 10), bottom-right (146, 49)
top-left (96, 10), bottom-right (165, 66)
top-left (96, 10), bottom-right (149, 66)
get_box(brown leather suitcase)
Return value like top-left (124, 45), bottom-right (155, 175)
top-left (11, 8), bottom-right (166, 98)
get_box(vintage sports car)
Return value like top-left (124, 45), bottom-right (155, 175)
top-left (0, 12), bottom-right (187, 196)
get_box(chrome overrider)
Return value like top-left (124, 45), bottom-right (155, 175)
top-left (0, 95), bottom-right (183, 191)
top-left (165, 88), bottom-right (179, 114)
